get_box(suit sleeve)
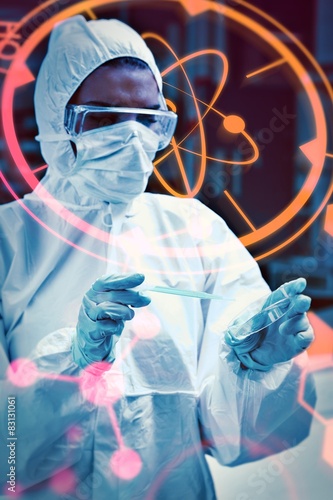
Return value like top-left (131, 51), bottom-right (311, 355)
top-left (195, 204), bottom-right (316, 465)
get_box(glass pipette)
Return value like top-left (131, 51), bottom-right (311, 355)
top-left (135, 284), bottom-right (235, 301)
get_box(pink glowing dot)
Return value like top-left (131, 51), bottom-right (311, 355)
top-left (110, 447), bottom-right (142, 480)
top-left (66, 425), bottom-right (83, 443)
top-left (85, 361), bottom-right (113, 375)
top-left (2, 482), bottom-right (23, 497)
top-left (79, 369), bottom-right (110, 406)
top-left (323, 421), bottom-right (333, 468)
top-left (132, 310), bottom-right (161, 339)
top-left (49, 468), bottom-right (77, 494)
top-left (80, 363), bottom-right (125, 405)
top-left (6, 359), bottom-right (39, 387)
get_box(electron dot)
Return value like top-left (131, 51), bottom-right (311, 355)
top-left (223, 115), bottom-right (246, 134)
top-left (110, 447), bottom-right (142, 480)
top-left (6, 358), bottom-right (39, 387)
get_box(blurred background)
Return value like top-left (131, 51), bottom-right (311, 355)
top-left (0, 1), bottom-right (332, 498)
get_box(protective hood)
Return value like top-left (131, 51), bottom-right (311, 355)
top-left (34, 15), bottom-right (163, 180)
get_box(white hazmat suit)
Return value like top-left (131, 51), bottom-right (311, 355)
top-left (0, 15), bottom-right (315, 500)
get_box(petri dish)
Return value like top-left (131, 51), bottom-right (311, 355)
top-left (226, 290), bottom-right (295, 345)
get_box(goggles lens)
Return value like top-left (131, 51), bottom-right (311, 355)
top-left (64, 105), bottom-right (177, 150)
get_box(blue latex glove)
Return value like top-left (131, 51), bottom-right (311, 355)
top-left (226, 278), bottom-right (314, 371)
top-left (72, 273), bottom-right (151, 369)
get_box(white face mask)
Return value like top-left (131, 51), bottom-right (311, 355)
top-left (68, 121), bottom-right (160, 204)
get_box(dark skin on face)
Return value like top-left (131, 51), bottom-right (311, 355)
top-left (70, 65), bottom-right (160, 110)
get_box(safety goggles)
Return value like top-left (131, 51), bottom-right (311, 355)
top-left (64, 104), bottom-right (178, 151)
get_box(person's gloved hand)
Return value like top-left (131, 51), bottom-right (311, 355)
top-left (72, 273), bottom-right (151, 369)
top-left (226, 278), bottom-right (314, 371)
